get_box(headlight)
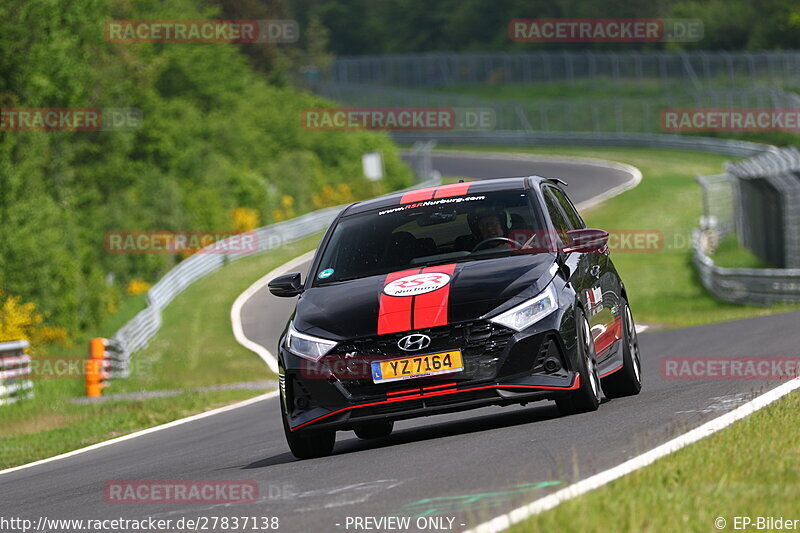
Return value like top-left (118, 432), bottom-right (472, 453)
top-left (285, 323), bottom-right (337, 361)
top-left (489, 284), bottom-right (558, 331)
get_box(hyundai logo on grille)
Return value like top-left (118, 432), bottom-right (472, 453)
top-left (398, 334), bottom-right (431, 351)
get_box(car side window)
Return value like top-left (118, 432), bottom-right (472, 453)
top-left (547, 186), bottom-right (585, 230)
top-left (542, 187), bottom-right (571, 232)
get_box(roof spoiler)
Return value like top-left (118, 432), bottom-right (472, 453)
top-left (545, 177), bottom-right (568, 187)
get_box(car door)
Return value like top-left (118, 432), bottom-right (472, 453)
top-left (542, 186), bottom-right (620, 361)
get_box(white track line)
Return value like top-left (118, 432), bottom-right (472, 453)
top-left (0, 391), bottom-right (278, 477)
top-left (574, 164), bottom-right (641, 212)
top-left (230, 250), bottom-right (316, 373)
top-left (467, 378), bottom-right (800, 533)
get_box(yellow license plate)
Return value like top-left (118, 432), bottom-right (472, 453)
top-left (371, 350), bottom-right (463, 384)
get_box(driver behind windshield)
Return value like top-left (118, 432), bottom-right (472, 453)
top-left (455, 208), bottom-right (512, 251)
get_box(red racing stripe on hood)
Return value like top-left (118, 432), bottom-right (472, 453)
top-left (412, 264), bottom-right (458, 329)
top-left (377, 268), bottom-right (421, 335)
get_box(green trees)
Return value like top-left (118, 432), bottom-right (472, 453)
top-left (0, 0), bottom-right (411, 336)
top-left (288, 0), bottom-right (800, 54)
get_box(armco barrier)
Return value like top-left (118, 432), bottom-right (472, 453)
top-left (391, 130), bottom-right (776, 157)
top-left (0, 340), bottom-right (33, 406)
top-left (108, 206), bottom-right (346, 378)
top-left (693, 231), bottom-right (800, 305)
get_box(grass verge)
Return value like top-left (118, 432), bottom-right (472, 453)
top-left (0, 234), bottom-right (321, 469)
top-left (0, 389), bottom-right (267, 469)
top-left (438, 146), bottom-right (800, 328)
top-left (711, 235), bottom-right (769, 269)
top-left (510, 390), bottom-right (800, 533)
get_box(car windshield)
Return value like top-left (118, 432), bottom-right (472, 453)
top-left (313, 188), bottom-right (549, 284)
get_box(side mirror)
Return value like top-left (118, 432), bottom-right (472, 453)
top-left (268, 273), bottom-right (304, 297)
top-left (563, 229), bottom-right (609, 253)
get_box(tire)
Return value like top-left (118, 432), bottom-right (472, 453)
top-left (601, 299), bottom-right (642, 398)
top-left (556, 308), bottom-right (601, 415)
top-left (281, 395), bottom-right (335, 459)
top-left (354, 420), bottom-right (394, 440)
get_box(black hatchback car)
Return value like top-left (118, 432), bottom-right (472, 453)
top-left (269, 177), bottom-right (642, 458)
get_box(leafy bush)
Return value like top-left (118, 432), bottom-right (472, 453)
top-left (0, 289), bottom-right (68, 345)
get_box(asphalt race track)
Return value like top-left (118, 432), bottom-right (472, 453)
top-left (1, 152), bottom-right (797, 532)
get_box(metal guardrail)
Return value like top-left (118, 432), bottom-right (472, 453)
top-left (693, 232), bottom-right (800, 305)
top-left (694, 148), bottom-right (800, 304)
top-left (392, 130), bottom-right (776, 157)
top-left (106, 171), bottom-right (442, 378)
top-left (108, 205), bottom-right (346, 376)
top-left (0, 340), bottom-right (33, 406)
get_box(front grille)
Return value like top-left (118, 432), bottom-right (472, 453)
top-left (326, 321), bottom-right (514, 398)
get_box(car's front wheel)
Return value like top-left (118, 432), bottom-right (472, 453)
top-left (281, 396), bottom-right (335, 459)
top-left (556, 308), bottom-right (601, 415)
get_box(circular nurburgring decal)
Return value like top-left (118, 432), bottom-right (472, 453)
top-left (383, 272), bottom-right (451, 297)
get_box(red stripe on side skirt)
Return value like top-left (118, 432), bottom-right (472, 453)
top-left (432, 182), bottom-right (471, 198)
top-left (594, 317), bottom-right (623, 355)
top-left (400, 187), bottom-right (437, 204)
top-left (412, 264), bottom-right (457, 329)
top-left (377, 268), bottom-right (421, 335)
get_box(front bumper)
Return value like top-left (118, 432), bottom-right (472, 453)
top-left (279, 311), bottom-right (580, 432)
top-left (284, 374), bottom-right (580, 431)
